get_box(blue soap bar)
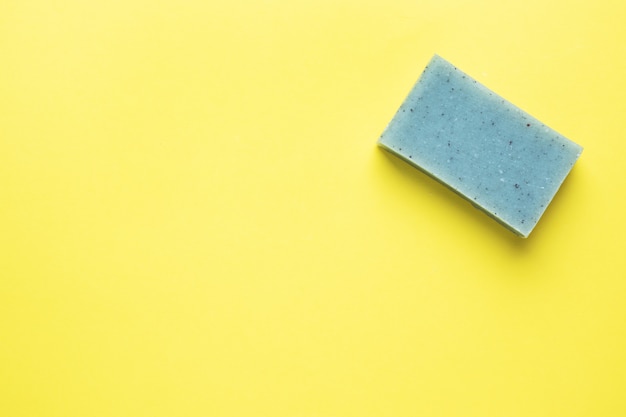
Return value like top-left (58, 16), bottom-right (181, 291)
top-left (378, 55), bottom-right (583, 237)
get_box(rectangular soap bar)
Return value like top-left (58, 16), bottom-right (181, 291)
top-left (378, 54), bottom-right (583, 237)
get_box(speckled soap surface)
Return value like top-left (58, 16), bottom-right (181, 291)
top-left (378, 55), bottom-right (583, 237)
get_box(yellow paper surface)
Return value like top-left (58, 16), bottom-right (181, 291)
top-left (2, 1), bottom-right (625, 416)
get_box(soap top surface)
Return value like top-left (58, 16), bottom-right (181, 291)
top-left (378, 55), bottom-right (583, 237)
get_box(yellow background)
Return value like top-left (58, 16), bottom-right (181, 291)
top-left (2, 1), bottom-right (626, 416)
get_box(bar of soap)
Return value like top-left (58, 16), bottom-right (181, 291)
top-left (378, 54), bottom-right (583, 237)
